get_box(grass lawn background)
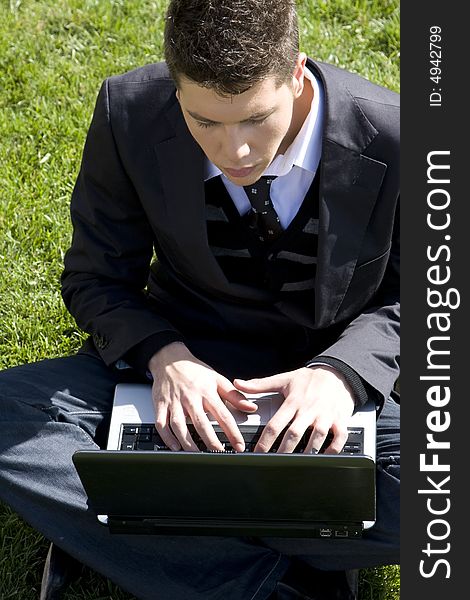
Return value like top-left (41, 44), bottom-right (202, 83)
top-left (0, 1), bottom-right (400, 598)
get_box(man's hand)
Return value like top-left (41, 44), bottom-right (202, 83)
top-left (233, 366), bottom-right (355, 454)
top-left (148, 342), bottom-right (258, 452)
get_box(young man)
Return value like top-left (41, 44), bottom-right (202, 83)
top-left (0, 1), bottom-right (400, 599)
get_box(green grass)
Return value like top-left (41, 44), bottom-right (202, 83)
top-left (0, 0), bottom-right (400, 597)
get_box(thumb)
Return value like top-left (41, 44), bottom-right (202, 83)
top-left (217, 376), bottom-right (258, 413)
top-left (233, 374), bottom-right (285, 394)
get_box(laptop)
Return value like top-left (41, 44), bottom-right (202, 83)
top-left (73, 384), bottom-right (377, 538)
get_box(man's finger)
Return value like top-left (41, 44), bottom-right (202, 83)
top-left (154, 400), bottom-right (181, 452)
top-left (186, 404), bottom-right (226, 452)
top-left (253, 407), bottom-right (296, 453)
top-left (323, 422), bottom-right (349, 455)
top-left (233, 374), bottom-right (286, 394)
top-left (221, 389), bottom-right (258, 413)
top-left (217, 377), bottom-right (258, 413)
top-left (206, 400), bottom-right (246, 452)
top-left (168, 402), bottom-right (200, 452)
top-left (304, 419), bottom-right (331, 454)
top-left (277, 415), bottom-right (313, 454)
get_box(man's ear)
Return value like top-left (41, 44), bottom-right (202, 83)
top-left (175, 88), bottom-right (181, 102)
top-left (292, 52), bottom-right (308, 99)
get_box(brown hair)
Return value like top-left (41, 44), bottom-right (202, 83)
top-left (164, 0), bottom-right (299, 96)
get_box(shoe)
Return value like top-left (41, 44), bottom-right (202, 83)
top-left (313, 568), bottom-right (358, 600)
top-left (40, 542), bottom-right (82, 600)
top-left (269, 560), bottom-right (359, 600)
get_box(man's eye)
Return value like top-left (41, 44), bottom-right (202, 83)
top-left (196, 121), bottom-right (215, 129)
top-left (195, 116), bottom-right (268, 129)
top-left (249, 117), bottom-right (268, 126)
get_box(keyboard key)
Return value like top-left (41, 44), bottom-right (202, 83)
top-left (343, 446), bottom-right (360, 454)
top-left (121, 434), bottom-right (137, 445)
top-left (135, 441), bottom-right (155, 451)
top-left (122, 426), bottom-right (139, 434)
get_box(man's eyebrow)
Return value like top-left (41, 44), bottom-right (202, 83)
top-left (187, 107), bottom-right (276, 124)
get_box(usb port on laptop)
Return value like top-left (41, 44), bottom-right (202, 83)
top-left (334, 530), bottom-right (349, 538)
top-left (319, 528), bottom-right (332, 537)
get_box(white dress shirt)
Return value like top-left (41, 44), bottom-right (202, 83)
top-left (204, 67), bottom-right (324, 229)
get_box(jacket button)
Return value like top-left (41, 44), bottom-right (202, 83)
top-left (93, 333), bottom-right (108, 349)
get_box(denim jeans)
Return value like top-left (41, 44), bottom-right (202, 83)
top-left (0, 352), bottom-right (399, 600)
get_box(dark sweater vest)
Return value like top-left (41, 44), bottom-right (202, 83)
top-left (204, 172), bottom-right (320, 315)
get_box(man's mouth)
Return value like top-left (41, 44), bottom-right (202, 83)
top-left (224, 165), bottom-right (257, 179)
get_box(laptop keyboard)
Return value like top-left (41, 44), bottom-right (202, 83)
top-left (119, 424), bottom-right (365, 454)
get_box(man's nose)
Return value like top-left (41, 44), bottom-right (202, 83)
top-left (222, 127), bottom-right (251, 163)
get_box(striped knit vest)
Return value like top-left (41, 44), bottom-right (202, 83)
top-left (204, 172), bottom-right (320, 314)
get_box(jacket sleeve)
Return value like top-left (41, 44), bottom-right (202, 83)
top-left (306, 199), bottom-right (400, 407)
top-left (61, 79), bottom-right (184, 368)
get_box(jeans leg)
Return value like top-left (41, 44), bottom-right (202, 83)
top-left (0, 354), bottom-right (288, 600)
top-left (255, 395), bottom-right (400, 570)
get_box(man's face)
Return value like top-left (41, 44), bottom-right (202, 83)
top-left (176, 55), bottom-right (308, 186)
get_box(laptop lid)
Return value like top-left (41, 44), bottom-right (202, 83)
top-left (72, 450), bottom-right (375, 538)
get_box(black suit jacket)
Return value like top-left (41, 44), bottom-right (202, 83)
top-left (61, 59), bottom-right (400, 403)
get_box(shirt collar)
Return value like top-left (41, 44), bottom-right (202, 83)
top-left (204, 67), bottom-right (323, 181)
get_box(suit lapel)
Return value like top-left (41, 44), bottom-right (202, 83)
top-left (309, 60), bottom-right (388, 327)
top-left (314, 143), bottom-right (387, 327)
